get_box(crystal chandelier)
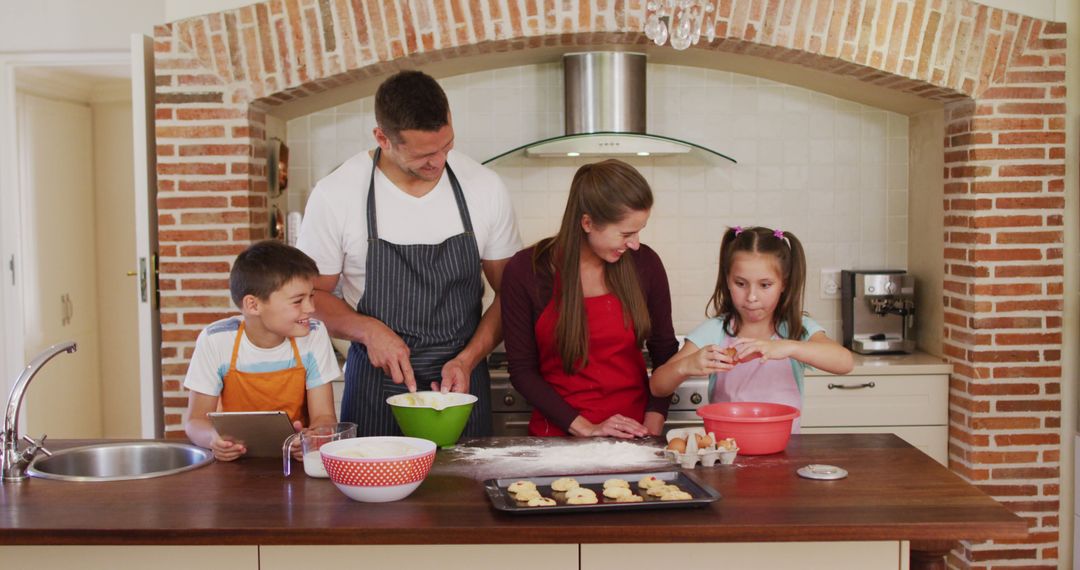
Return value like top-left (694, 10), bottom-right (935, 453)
top-left (643, 0), bottom-right (716, 50)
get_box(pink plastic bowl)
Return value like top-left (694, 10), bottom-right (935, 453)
top-left (696, 402), bottom-right (801, 455)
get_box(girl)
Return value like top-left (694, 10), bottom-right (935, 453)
top-left (650, 226), bottom-right (853, 430)
top-left (501, 160), bottom-right (679, 438)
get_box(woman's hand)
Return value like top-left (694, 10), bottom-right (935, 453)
top-left (678, 344), bottom-right (735, 377)
top-left (569, 414), bottom-right (649, 439)
top-left (211, 436), bottom-right (246, 462)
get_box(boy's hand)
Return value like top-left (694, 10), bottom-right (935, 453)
top-left (212, 436), bottom-right (246, 462)
top-left (290, 420), bottom-right (304, 461)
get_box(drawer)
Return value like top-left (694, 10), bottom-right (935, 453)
top-left (802, 425), bottom-right (947, 466)
top-left (801, 374), bottom-right (947, 427)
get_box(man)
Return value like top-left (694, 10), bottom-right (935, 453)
top-left (297, 70), bottom-right (522, 437)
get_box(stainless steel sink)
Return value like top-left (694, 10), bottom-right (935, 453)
top-left (27, 441), bottom-right (213, 482)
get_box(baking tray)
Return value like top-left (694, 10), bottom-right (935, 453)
top-left (484, 470), bottom-right (720, 515)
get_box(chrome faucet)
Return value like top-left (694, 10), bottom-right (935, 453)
top-left (2, 341), bottom-right (77, 482)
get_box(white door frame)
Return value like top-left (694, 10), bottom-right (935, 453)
top-left (0, 50), bottom-right (157, 434)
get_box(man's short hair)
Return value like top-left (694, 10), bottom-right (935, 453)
top-left (374, 70), bottom-right (450, 142)
top-left (229, 240), bottom-right (318, 307)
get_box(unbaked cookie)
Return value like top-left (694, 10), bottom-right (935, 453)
top-left (566, 494), bottom-right (599, 505)
top-left (602, 486), bottom-right (633, 499)
top-left (647, 484), bottom-right (680, 497)
top-left (565, 486), bottom-right (597, 499)
top-left (550, 477), bottom-right (579, 492)
top-left (660, 490), bottom-right (693, 501)
top-left (615, 494), bottom-right (644, 503)
top-left (508, 480), bottom-right (537, 494)
top-left (526, 496), bottom-right (556, 507)
top-left (637, 475), bottom-right (663, 490)
top-left (514, 488), bottom-right (541, 502)
top-left (602, 478), bottom-right (630, 489)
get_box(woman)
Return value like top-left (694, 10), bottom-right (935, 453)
top-left (501, 159), bottom-right (679, 438)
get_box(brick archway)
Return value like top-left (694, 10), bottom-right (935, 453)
top-left (154, 2), bottom-right (1065, 566)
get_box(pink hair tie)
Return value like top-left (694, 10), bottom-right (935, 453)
top-left (733, 226), bottom-right (744, 236)
top-left (773, 229), bottom-right (785, 239)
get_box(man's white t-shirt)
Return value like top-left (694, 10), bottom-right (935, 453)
top-left (297, 149), bottom-right (522, 308)
top-left (183, 317), bottom-right (342, 397)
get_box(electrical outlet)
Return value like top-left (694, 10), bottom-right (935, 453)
top-left (820, 268), bottom-right (841, 300)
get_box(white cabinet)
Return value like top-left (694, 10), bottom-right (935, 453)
top-left (802, 370), bottom-right (949, 465)
top-left (582, 542), bottom-right (905, 570)
top-left (331, 378), bottom-right (344, 412)
top-left (261, 544), bottom-right (577, 570)
top-left (0, 546), bottom-right (258, 570)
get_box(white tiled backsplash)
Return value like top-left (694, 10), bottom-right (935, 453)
top-left (286, 62), bottom-right (909, 338)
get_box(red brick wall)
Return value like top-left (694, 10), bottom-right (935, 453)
top-left (153, 2), bottom-right (1066, 566)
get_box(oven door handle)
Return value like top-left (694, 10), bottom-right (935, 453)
top-left (662, 419), bottom-right (705, 427)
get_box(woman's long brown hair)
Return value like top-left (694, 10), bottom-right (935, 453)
top-left (533, 159), bottom-right (654, 374)
top-left (708, 226), bottom-right (807, 340)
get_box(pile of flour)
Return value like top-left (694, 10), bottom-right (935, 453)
top-left (448, 439), bottom-right (669, 478)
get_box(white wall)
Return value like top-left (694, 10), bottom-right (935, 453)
top-left (285, 62), bottom-right (911, 338)
top-left (0, 0), bottom-right (165, 53)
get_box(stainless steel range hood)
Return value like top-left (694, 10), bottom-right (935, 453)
top-left (483, 52), bottom-right (735, 165)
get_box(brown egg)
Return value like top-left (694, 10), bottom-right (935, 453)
top-left (695, 433), bottom-right (714, 449)
top-left (666, 437), bottom-right (687, 453)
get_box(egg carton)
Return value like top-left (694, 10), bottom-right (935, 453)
top-left (663, 427), bottom-right (738, 468)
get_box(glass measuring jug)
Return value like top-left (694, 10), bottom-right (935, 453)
top-left (282, 422), bottom-right (357, 477)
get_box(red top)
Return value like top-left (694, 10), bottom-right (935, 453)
top-left (501, 244), bottom-right (679, 434)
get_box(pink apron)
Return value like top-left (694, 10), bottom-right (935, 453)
top-left (710, 338), bottom-right (802, 433)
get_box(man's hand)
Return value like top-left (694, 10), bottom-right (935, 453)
top-left (436, 357), bottom-right (472, 393)
top-left (362, 320), bottom-right (417, 391)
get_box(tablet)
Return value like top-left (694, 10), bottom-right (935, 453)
top-left (208, 411), bottom-right (296, 458)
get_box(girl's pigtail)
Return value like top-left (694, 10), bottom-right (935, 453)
top-left (779, 230), bottom-right (807, 341)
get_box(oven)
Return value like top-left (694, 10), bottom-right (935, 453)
top-left (487, 352), bottom-right (708, 436)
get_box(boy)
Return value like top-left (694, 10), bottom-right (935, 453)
top-left (184, 240), bottom-right (341, 461)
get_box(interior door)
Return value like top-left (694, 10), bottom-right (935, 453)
top-left (16, 91), bottom-right (103, 438)
top-left (131, 34), bottom-right (163, 438)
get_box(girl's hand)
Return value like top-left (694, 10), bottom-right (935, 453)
top-left (211, 436), bottom-right (246, 462)
top-left (731, 337), bottom-right (797, 362)
top-left (679, 344), bottom-right (735, 377)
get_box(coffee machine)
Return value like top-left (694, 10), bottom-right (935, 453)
top-left (841, 270), bottom-right (916, 354)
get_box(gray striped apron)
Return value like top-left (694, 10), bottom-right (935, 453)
top-left (342, 148), bottom-right (492, 438)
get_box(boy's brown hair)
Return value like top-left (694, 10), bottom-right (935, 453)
top-left (229, 240), bottom-right (318, 308)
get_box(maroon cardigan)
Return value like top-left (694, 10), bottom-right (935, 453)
top-left (500, 244), bottom-right (680, 432)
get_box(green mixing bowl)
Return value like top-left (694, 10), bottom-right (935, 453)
top-left (386, 392), bottom-right (478, 447)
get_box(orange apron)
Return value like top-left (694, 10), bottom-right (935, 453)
top-left (220, 322), bottom-right (309, 425)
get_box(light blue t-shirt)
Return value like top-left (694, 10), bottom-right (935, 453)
top-left (685, 315), bottom-right (825, 399)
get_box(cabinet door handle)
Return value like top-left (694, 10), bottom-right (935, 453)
top-left (827, 381), bottom-right (876, 390)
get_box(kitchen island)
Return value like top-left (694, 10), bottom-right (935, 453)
top-left (0, 434), bottom-right (1025, 569)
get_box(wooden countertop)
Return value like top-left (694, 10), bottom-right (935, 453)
top-left (0, 434), bottom-right (1023, 546)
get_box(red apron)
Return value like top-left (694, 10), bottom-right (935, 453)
top-left (219, 322), bottom-right (309, 426)
top-left (528, 294), bottom-right (647, 436)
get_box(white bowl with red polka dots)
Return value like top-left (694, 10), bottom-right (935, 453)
top-left (319, 436), bottom-right (437, 502)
